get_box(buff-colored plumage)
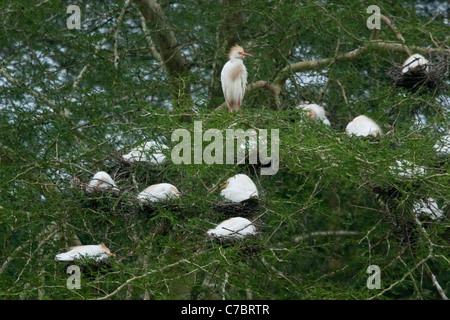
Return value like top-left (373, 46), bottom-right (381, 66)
top-left (296, 103), bottom-right (331, 126)
top-left (55, 243), bottom-right (115, 262)
top-left (220, 173), bottom-right (258, 203)
top-left (221, 46), bottom-right (251, 112)
top-left (137, 183), bottom-right (180, 203)
top-left (86, 171), bottom-right (119, 193)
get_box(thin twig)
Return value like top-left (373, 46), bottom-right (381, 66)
top-left (114, 0), bottom-right (131, 69)
top-left (0, 67), bottom-right (57, 111)
top-left (424, 263), bottom-right (448, 300)
top-left (294, 230), bottom-right (362, 243)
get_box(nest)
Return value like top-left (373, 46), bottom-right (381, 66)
top-left (206, 236), bottom-right (262, 254)
top-left (387, 59), bottom-right (448, 91)
top-left (214, 198), bottom-right (260, 218)
top-left (134, 200), bottom-right (183, 216)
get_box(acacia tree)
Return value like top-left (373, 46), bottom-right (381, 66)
top-left (0, 0), bottom-right (449, 300)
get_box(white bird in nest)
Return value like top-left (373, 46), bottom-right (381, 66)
top-left (137, 183), bottom-right (181, 204)
top-left (413, 198), bottom-right (443, 221)
top-left (220, 173), bottom-right (259, 203)
top-left (402, 53), bottom-right (429, 74)
top-left (122, 140), bottom-right (168, 165)
top-left (345, 115), bottom-right (383, 137)
top-left (86, 171), bottom-right (119, 193)
top-left (221, 45), bottom-right (252, 112)
top-left (207, 217), bottom-right (256, 240)
top-left (55, 243), bottom-right (115, 262)
top-left (296, 103), bottom-right (331, 126)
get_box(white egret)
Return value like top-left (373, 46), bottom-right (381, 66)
top-left (296, 103), bottom-right (331, 126)
top-left (86, 171), bottom-right (119, 193)
top-left (220, 174), bottom-right (259, 203)
top-left (402, 54), bottom-right (429, 74)
top-left (221, 45), bottom-right (251, 112)
top-left (207, 217), bottom-right (256, 240)
top-left (137, 183), bottom-right (180, 203)
top-left (55, 243), bottom-right (115, 262)
top-left (345, 115), bottom-right (382, 137)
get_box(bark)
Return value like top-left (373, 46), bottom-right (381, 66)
top-left (134, 0), bottom-right (192, 111)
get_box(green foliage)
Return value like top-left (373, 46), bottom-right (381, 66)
top-left (0, 0), bottom-right (448, 300)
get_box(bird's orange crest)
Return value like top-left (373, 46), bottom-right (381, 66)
top-left (229, 45), bottom-right (244, 57)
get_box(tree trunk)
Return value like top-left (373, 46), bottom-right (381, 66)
top-left (135, 0), bottom-right (193, 112)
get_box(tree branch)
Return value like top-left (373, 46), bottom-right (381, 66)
top-left (0, 67), bottom-right (57, 112)
top-left (134, 0), bottom-right (192, 109)
top-left (424, 263), bottom-right (448, 300)
top-left (114, 0), bottom-right (132, 69)
top-left (294, 230), bottom-right (362, 243)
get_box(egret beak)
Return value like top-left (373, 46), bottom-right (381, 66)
top-left (107, 252), bottom-right (116, 257)
top-left (170, 186), bottom-right (181, 198)
top-left (242, 52), bottom-right (252, 57)
top-left (220, 182), bottom-right (229, 190)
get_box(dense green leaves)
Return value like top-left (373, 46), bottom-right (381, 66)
top-left (0, 0), bottom-right (448, 300)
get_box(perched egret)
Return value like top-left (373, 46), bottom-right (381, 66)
top-left (220, 173), bottom-right (259, 203)
top-left (55, 243), bottom-right (115, 262)
top-left (221, 45), bottom-right (251, 112)
top-left (345, 115), bottom-right (382, 137)
top-left (137, 183), bottom-right (180, 203)
top-left (86, 171), bottom-right (119, 193)
top-left (122, 140), bottom-right (168, 165)
top-left (296, 103), bottom-right (331, 126)
top-left (207, 217), bottom-right (256, 240)
top-left (402, 53), bottom-right (429, 74)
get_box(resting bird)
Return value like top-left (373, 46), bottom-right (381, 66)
top-left (86, 171), bottom-right (119, 193)
top-left (296, 103), bottom-right (331, 126)
top-left (207, 217), bottom-right (256, 240)
top-left (55, 243), bottom-right (115, 262)
top-left (137, 183), bottom-right (180, 203)
top-left (220, 173), bottom-right (259, 203)
top-left (345, 115), bottom-right (382, 137)
top-left (221, 45), bottom-right (251, 112)
top-left (402, 53), bottom-right (429, 74)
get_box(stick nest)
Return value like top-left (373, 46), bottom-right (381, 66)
top-left (387, 59), bottom-right (448, 90)
top-left (214, 198), bottom-right (260, 218)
